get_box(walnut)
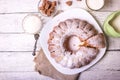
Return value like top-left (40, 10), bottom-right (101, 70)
top-left (66, 1), bottom-right (73, 6)
top-left (39, 0), bottom-right (57, 16)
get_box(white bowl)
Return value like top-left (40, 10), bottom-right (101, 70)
top-left (86, 0), bottom-right (105, 10)
top-left (38, 0), bottom-right (58, 17)
top-left (22, 14), bottom-right (42, 34)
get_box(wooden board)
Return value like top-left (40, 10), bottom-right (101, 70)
top-left (0, 0), bottom-right (119, 13)
top-left (0, 13), bottom-right (51, 33)
top-left (79, 71), bottom-right (120, 80)
top-left (0, 72), bottom-right (54, 80)
top-left (0, 52), bottom-right (34, 72)
top-left (0, 0), bottom-right (39, 13)
top-left (0, 34), bottom-right (41, 51)
top-left (87, 51), bottom-right (120, 71)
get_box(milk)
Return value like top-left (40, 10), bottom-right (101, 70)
top-left (22, 15), bottom-right (42, 34)
top-left (87, 0), bottom-right (104, 10)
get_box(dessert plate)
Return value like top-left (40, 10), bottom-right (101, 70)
top-left (40, 8), bottom-right (107, 74)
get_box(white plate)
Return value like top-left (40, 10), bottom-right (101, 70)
top-left (40, 8), bottom-right (107, 75)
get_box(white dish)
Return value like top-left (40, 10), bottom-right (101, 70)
top-left (40, 8), bottom-right (107, 75)
top-left (86, 0), bottom-right (104, 10)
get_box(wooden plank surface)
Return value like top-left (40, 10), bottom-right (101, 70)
top-left (0, 0), bottom-right (119, 13)
top-left (0, 13), bottom-right (51, 33)
top-left (0, 72), bottom-right (54, 80)
top-left (87, 51), bottom-right (120, 71)
top-left (101, 0), bottom-right (120, 11)
top-left (0, 52), bottom-right (34, 72)
top-left (0, 14), bottom-right (27, 33)
top-left (0, 0), bottom-right (39, 13)
top-left (0, 34), bottom-right (41, 51)
top-left (79, 71), bottom-right (120, 80)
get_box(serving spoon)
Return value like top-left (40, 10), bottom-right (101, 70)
top-left (32, 34), bottom-right (40, 56)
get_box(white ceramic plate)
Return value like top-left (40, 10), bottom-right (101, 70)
top-left (40, 8), bottom-right (107, 75)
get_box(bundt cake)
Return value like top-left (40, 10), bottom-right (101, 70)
top-left (48, 18), bottom-right (105, 69)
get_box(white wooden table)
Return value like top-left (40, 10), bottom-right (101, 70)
top-left (0, 0), bottom-right (120, 80)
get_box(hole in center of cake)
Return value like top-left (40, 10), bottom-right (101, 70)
top-left (63, 35), bottom-right (82, 53)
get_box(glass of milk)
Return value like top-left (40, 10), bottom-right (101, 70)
top-left (86, 0), bottom-right (105, 10)
top-left (22, 14), bottom-right (42, 34)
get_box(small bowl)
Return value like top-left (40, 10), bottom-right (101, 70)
top-left (86, 0), bottom-right (104, 11)
top-left (38, 0), bottom-right (58, 17)
top-left (103, 11), bottom-right (120, 37)
top-left (22, 14), bottom-right (42, 34)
